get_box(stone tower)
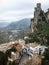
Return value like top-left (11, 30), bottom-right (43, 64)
top-left (33, 3), bottom-right (42, 31)
top-left (30, 3), bottom-right (42, 33)
top-left (30, 3), bottom-right (49, 33)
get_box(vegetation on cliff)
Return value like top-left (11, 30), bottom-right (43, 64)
top-left (29, 10), bottom-right (49, 46)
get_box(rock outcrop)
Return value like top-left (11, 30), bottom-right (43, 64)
top-left (30, 3), bottom-right (49, 33)
top-left (24, 55), bottom-right (41, 65)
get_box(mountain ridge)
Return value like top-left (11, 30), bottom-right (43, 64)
top-left (0, 18), bottom-right (31, 32)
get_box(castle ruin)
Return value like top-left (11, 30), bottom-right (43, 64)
top-left (30, 3), bottom-right (49, 33)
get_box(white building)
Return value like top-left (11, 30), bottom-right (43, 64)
top-left (33, 45), bottom-right (48, 55)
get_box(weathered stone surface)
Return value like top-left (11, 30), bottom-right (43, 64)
top-left (24, 55), bottom-right (41, 65)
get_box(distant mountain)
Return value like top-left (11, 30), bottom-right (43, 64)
top-left (6, 18), bottom-right (30, 30)
top-left (0, 22), bottom-right (10, 28)
top-left (0, 18), bottom-right (31, 32)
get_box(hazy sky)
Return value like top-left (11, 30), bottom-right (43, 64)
top-left (0, 0), bottom-right (49, 22)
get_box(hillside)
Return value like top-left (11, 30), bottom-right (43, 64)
top-left (0, 22), bottom-right (10, 28)
top-left (7, 18), bottom-right (30, 30)
top-left (0, 18), bottom-right (30, 32)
